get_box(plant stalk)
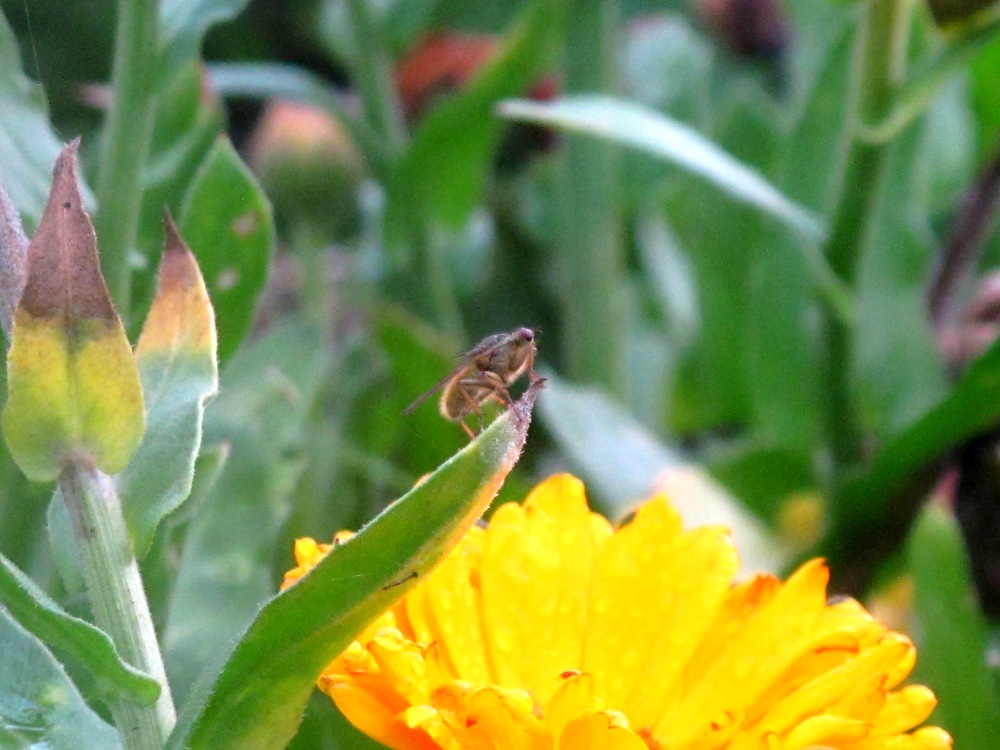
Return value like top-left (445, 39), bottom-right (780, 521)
top-left (59, 461), bottom-right (175, 749)
top-left (556, 0), bottom-right (626, 394)
top-left (343, 0), bottom-right (463, 339)
top-left (823, 0), bottom-right (912, 473)
top-left (95, 0), bottom-right (160, 317)
top-left (343, 0), bottom-right (407, 156)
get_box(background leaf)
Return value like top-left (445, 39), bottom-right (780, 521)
top-left (383, 0), bottom-right (561, 244)
top-left (161, 322), bottom-right (331, 700)
top-left (499, 95), bottom-right (825, 240)
top-left (823, 333), bottom-right (1000, 568)
top-left (0, 552), bottom-right (160, 706)
top-left (0, 609), bottom-right (122, 750)
top-left (179, 137), bottom-right (274, 364)
top-left (909, 503), bottom-right (1000, 749)
top-left (0, 11), bottom-right (80, 232)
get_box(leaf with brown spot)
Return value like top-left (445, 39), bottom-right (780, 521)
top-left (118, 213), bottom-right (219, 556)
top-left (180, 137), bottom-right (274, 363)
top-left (2, 141), bottom-right (145, 482)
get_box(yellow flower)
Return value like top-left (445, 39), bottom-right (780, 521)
top-left (283, 474), bottom-right (952, 750)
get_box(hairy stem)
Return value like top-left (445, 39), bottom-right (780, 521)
top-left (60, 462), bottom-right (175, 749)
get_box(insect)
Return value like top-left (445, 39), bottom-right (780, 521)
top-left (404, 327), bottom-right (540, 437)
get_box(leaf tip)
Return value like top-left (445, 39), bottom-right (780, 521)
top-left (136, 214), bottom-right (217, 359)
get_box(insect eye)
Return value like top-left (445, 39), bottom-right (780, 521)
top-left (517, 327), bottom-right (534, 341)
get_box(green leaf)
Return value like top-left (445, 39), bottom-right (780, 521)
top-left (0, 609), bottom-right (122, 750)
top-left (0, 180), bottom-right (28, 338)
top-left (0, 11), bottom-right (82, 232)
top-left (0, 553), bottom-right (160, 706)
top-left (47, 487), bottom-right (84, 595)
top-left (706, 443), bottom-right (817, 528)
top-left (823, 333), bottom-right (1000, 565)
top-left (160, 0), bottom-right (252, 74)
top-left (909, 504), bottom-right (1000, 748)
top-left (537, 374), bottom-right (787, 573)
top-left (854, 117), bottom-right (948, 441)
top-left (135, 62), bottom-right (224, 305)
top-left (499, 95), bottom-right (826, 241)
top-left (166, 382), bottom-right (542, 750)
top-left (970, 29), bottom-right (1000, 156)
top-left (119, 216), bottom-right (219, 557)
top-left (162, 323), bottom-right (332, 700)
top-left (745, 27), bottom-right (852, 451)
top-left (179, 136), bottom-right (274, 363)
top-left (384, 0), bottom-right (561, 244)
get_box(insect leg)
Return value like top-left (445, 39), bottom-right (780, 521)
top-left (459, 373), bottom-right (514, 408)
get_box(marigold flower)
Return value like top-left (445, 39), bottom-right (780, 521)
top-left (283, 474), bottom-right (952, 750)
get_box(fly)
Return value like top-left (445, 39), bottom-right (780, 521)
top-left (404, 327), bottom-right (540, 437)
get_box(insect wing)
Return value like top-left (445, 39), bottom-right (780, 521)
top-left (462, 332), bottom-right (511, 361)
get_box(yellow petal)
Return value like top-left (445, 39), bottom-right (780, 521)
top-left (557, 711), bottom-right (647, 750)
top-left (328, 683), bottom-right (442, 750)
top-left (481, 474), bottom-right (610, 700)
top-left (407, 528), bottom-right (492, 684)
top-left (583, 496), bottom-right (739, 728)
top-left (783, 714), bottom-right (871, 748)
top-left (544, 671), bottom-right (602, 736)
top-left (434, 684), bottom-right (548, 750)
top-left (656, 559), bottom-right (837, 743)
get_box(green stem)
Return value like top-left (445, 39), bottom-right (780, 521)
top-left (823, 0), bottom-right (912, 473)
top-left (95, 0), bottom-right (160, 317)
top-left (59, 461), bottom-right (175, 749)
top-left (556, 0), bottom-right (626, 394)
top-left (343, 0), bottom-right (463, 339)
top-left (343, 0), bottom-right (407, 156)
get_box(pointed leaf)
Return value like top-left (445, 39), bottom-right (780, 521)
top-left (179, 137), bottom-right (274, 363)
top-left (909, 504), bottom-right (1000, 746)
top-left (0, 609), bottom-right (122, 750)
top-left (119, 215), bottom-right (218, 556)
top-left (2, 142), bottom-right (145, 482)
top-left (166, 383), bottom-right (542, 750)
top-left (499, 95), bottom-right (825, 240)
top-left (0, 552), bottom-right (160, 705)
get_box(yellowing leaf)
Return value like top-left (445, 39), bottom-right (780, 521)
top-left (3, 142), bottom-right (145, 482)
top-left (120, 213), bottom-right (219, 555)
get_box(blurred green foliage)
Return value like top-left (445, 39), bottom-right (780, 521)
top-left (2, 0), bottom-right (1000, 747)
